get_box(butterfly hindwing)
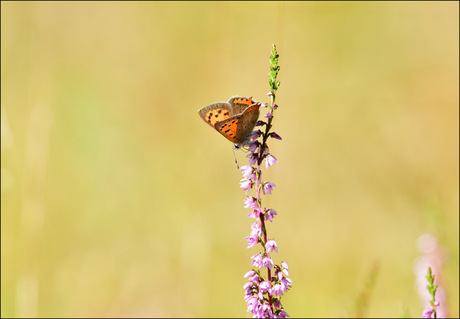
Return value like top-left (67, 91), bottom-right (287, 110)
top-left (228, 96), bottom-right (254, 115)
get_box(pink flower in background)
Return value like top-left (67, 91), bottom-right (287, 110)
top-left (240, 179), bottom-right (252, 192)
top-left (262, 256), bottom-right (274, 269)
top-left (266, 239), bottom-right (278, 253)
top-left (265, 154), bottom-right (278, 168)
top-left (244, 196), bottom-right (258, 209)
top-left (259, 281), bottom-right (271, 293)
top-left (264, 208), bottom-right (277, 222)
top-left (251, 253), bottom-right (264, 269)
top-left (246, 234), bottom-right (259, 248)
top-left (251, 222), bottom-right (262, 236)
top-left (248, 207), bottom-right (262, 219)
top-left (240, 165), bottom-right (256, 180)
top-left (262, 181), bottom-right (276, 195)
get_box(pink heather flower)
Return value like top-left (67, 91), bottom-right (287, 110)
top-left (282, 261), bottom-right (289, 270)
top-left (248, 207), bottom-right (262, 219)
top-left (246, 296), bottom-right (258, 313)
top-left (244, 286), bottom-right (256, 303)
top-left (265, 110), bottom-right (273, 118)
top-left (265, 154), bottom-right (278, 168)
top-left (261, 147), bottom-right (270, 159)
top-left (264, 208), bottom-right (277, 222)
top-left (251, 253), bottom-right (264, 268)
top-left (278, 271), bottom-right (284, 281)
top-left (240, 165), bottom-right (255, 180)
top-left (266, 239), bottom-right (278, 253)
top-left (262, 181), bottom-right (276, 195)
top-left (422, 309), bottom-right (434, 318)
top-left (248, 140), bottom-right (259, 152)
top-left (243, 281), bottom-right (253, 290)
top-left (259, 281), bottom-right (270, 293)
top-left (246, 152), bottom-right (258, 166)
top-left (272, 283), bottom-right (284, 297)
top-left (262, 256), bottom-right (274, 269)
top-left (276, 310), bottom-right (289, 318)
top-left (252, 303), bottom-right (263, 318)
top-left (254, 306), bottom-right (265, 318)
top-left (244, 291), bottom-right (252, 301)
top-left (250, 274), bottom-right (261, 284)
top-left (270, 132), bottom-right (282, 140)
top-left (251, 222), bottom-right (262, 236)
top-left (244, 196), bottom-right (258, 209)
top-left (282, 268), bottom-right (290, 277)
top-left (251, 130), bottom-right (262, 140)
top-left (260, 103), bottom-right (267, 108)
top-left (272, 299), bottom-right (282, 309)
top-left (280, 277), bottom-right (292, 291)
top-left (258, 290), bottom-right (264, 300)
top-left (261, 303), bottom-right (273, 318)
top-left (240, 178), bottom-right (253, 192)
top-left (244, 270), bottom-right (255, 278)
top-left (246, 234), bottom-right (259, 248)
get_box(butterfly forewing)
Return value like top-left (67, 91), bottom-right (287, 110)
top-left (214, 117), bottom-right (240, 144)
top-left (198, 102), bottom-right (233, 128)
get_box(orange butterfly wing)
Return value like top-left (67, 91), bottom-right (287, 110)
top-left (198, 97), bottom-right (261, 145)
top-left (198, 102), bottom-right (233, 128)
top-left (228, 96), bottom-right (254, 114)
top-left (215, 103), bottom-right (260, 145)
top-left (214, 117), bottom-right (240, 144)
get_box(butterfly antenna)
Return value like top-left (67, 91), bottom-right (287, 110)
top-left (233, 144), bottom-right (240, 169)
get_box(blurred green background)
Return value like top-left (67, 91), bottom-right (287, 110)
top-left (1, 1), bottom-right (458, 318)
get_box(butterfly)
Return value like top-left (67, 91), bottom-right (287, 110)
top-left (198, 96), bottom-right (261, 146)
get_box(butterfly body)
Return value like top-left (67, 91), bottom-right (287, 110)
top-left (198, 96), bottom-right (261, 145)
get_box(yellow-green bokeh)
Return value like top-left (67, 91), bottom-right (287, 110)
top-left (1, 1), bottom-right (458, 317)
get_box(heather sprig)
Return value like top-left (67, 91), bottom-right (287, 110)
top-left (241, 44), bottom-right (291, 318)
top-left (353, 263), bottom-right (379, 318)
top-left (422, 267), bottom-right (439, 318)
top-left (415, 234), bottom-right (448, 318)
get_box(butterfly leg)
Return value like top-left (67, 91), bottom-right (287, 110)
top-left (233, 144), bottom-right (240, 169)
